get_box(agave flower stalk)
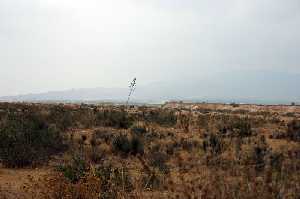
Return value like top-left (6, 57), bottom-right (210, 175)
top-left (126, 78), bottom-right (137, 107)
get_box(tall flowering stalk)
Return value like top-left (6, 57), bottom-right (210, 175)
top-left (126, 78), bottom-right (137, 107)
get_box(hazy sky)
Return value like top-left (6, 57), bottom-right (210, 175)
top-left (0, 0), bottom-right (299, 96)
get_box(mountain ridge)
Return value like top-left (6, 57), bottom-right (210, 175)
top-left (1, 71), bottom-right (299, 104)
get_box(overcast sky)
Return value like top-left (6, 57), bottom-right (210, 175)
top-left (0, 0), bottom-right (299, 96)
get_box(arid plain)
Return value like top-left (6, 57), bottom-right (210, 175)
top-left (0, 102), bottom-right (299, 199)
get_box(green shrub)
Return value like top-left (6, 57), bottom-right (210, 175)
top-left (96, 110), bottom-right (133, 129)
top-left (58, 154), bottom-right (86, 183)
top-left (0, 111), bottom-right (65, 168)
top-left (95, 130), bottom-right (112, 144)
top-left (287, 120), bottom-right (300, 142)
top-left (232, 117), bottom-right (252, 137)
top-left (112, 135), bottom-right (131, 155)
top-left (253, 145), bottom-right (267, 172)
top-left (144, 109), bottom-right (177, 127)
top-left (131, 125), bottom-right (147, 136)
top-left (130, 136), bottom-right (144, 155)
top-left (48, 106), bottom-right (73, 131)
top-left (89, 135), bottom-right (102, 163)
top-left (251, 136), bottom-right (268, 172)
top-left (202, 133), bottom-right (224, 155)
top-left (112, 134), bottom-right (144, 156)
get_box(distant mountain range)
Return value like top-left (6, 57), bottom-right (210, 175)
top-left (1, 71), bottom-right (299, 104)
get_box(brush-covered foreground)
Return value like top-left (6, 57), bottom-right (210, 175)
top-left (0, 102), bottom-right (300, 199)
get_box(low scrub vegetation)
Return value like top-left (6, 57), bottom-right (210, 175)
top-left (0, 111), bottom-right (65, 167)
top-left (112, 134), bottom-right (144, 156)
top-left (0, 102), bottom-right (300, 199)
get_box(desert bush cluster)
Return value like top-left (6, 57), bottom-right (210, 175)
top-left (0, 102), bottom-right (300, 198)
top-left (0, 110), bottom-right (65, 167)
